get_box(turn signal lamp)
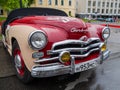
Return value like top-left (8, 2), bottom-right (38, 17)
top-left (59, 51), bottom-right (71, 63)
top-left (101, 43), bottom-right (107, 52)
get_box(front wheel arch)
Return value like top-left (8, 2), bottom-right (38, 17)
top-left (11, 37), bottom-right (17, 47)
top-left (12, 40), bottom-right (33, 83)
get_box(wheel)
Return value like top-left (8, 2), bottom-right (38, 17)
top-left (12, 40), bottom-right (33, 83)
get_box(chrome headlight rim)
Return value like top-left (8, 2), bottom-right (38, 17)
top-left (102, 27), bottom-right (110, 40)
top-left (28, 30), bottom-right (47, 50)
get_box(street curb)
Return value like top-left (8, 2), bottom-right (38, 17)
top-left (101, 24), bottom-right (120, 28)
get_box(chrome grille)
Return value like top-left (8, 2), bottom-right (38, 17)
top-left (48, 38), bottom-right (101, 56)
top-left (53, 39), bottom-right (100, 50)
top-left (35, 38), bottom-right (102, 64)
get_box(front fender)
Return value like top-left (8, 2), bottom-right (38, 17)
top-left (9, 25), bottom-right (38, 71)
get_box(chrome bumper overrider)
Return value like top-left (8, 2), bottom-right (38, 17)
top-left (31, 50), bottom-right (110, 78)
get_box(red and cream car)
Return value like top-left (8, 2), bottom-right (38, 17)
top-left (1, 8), bottom-right (110, 83)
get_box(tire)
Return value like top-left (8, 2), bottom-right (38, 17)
top-left (12, 40), bottom-right (33, 83)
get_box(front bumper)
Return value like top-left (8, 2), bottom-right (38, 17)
top-left (31, 50), bottom-right (110, 78)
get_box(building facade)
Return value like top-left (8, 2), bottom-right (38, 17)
top-left (76, 0), bottom-right (120, 18)
top-left (33, 0), bottom-right (76, 16)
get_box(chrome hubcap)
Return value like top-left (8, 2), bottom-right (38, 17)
top-left (15, 54), bottom-right (22, 69)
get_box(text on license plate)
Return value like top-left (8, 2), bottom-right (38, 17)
top-left (75, 60), bottom-right (98, 72)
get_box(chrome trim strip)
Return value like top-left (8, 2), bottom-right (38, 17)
top-left (48, 42), bottom-right (101, 55)
top-left (102, 49), bottom-right (110, 60)
top-left (71, 57), bottom-right (75, 74)
top-left (34, 48), bottom-right (100, 63)
top-left (71, 48), bottom-right (99, 57)
top-left (34, 57), bottom-right (59, 63)
top-left (32, 62), bottom-right (60, 67)
top-left (52, 38), bottom-right (100, 50)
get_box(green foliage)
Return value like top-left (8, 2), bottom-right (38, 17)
top-left (27, 0), bottom-right (34, 6)
top-left (0, 17), bottom-right (6, 21)
top-left (0, 0), bottom-right (7, 10)
top-left (82, 18), bottom-right (97, 23)
top-left (0, 0), bottom-right (34, 11)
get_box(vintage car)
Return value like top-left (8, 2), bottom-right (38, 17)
top-left (1, 8), bottom-right (110, 83)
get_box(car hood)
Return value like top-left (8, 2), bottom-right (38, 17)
top-left (14, 16), bottom-right (87, 31)
top-left (12, 16), bottom-right (99, 40)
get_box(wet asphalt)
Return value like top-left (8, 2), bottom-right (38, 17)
top-left (0, 28), bottom-right (120, 90)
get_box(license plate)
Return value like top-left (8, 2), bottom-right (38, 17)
top-left (75, 60), bottom-right (98, 72)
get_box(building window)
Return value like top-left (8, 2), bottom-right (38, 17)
top-left (97, 9), bottom-right (100, 13)
top-left (61, 0), bottom-right (64, 6)
top-left (76, 1), bottom-right (78, 7)
top-left (111, 3), bottom-right (113, 7)
top-left (69, 11), bottom-right (71, 16)
top-left (0, 9), bottom-right (3, 15)
top-left (48, 0), bottom-right (52, 5)
top-left (38, 0), bottom-right (42, 5)
top-left (102, 2), bottom-right (105, 7)
top-left (102, 9), bottom-right (104, 13)
top-left (110, 9), bottom-right (112, 13)
top-left (106, 9), bottom-right (108, 13)
top-left (88, 8), bottom-right (91, 13)
top-left (114, 10), bottom-right (116, 13)
top-left (98, 1), bottom-right (101, 7)
top-left (93, 1), bottom-right (96, 6)
top-left (92, 9), bottom-right (95, 13)
top-left (115, 3), bottom-right (117, 8)
top-left (88, 1), bottom-right (91, 6)
top-left (107, 2), bottom-right (109, 7)
top-left (118, 9), bottom-right (120, 14)
top-left (69, 0), bottom-right (72, 6)
top-left (55, 0), bottom-right (58, 5)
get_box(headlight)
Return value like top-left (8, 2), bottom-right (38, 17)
top-left (28, 31), bottom-right (47, 50)
top-left (102, 27), bottom-right (110, 40)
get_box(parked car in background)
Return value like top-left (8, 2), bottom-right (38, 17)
top-left (106, 18), bottom-right (115, 22)
top-left (96, 18), bottom-right (105, 21)
top-left (1, 8), bottom-right (110, 83)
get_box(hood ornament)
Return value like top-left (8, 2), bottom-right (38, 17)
top-left (80, 36), bottom-right (88, 41)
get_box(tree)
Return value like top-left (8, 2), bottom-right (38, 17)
top-left (0, 0), bottom-right (8, 9)
top-left (0, 0), bottom-right (34, 11)
top-left (27, 0), bottom-right (34, 6)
